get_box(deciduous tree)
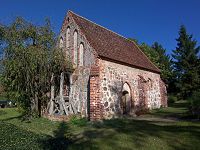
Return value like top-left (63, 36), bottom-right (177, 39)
top-left (0, 17), bottom-right (72, 116)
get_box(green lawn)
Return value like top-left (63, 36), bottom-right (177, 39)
top-left (0, 101), bottom-right (200, 150)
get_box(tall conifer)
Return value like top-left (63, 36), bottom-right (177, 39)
top-left (172, 25), bottom-right (200, 99)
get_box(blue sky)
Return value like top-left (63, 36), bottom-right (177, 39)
top-left (0, 0), bottom-right (200, 54)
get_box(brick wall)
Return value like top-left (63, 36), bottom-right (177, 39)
top-left (89, 65), bottom-right (103, 121)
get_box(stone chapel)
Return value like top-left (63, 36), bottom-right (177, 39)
top-left (47, 10), bottom-right (167, 121)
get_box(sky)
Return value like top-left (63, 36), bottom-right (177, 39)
top-left (0, 0), bottom-right (200, 54)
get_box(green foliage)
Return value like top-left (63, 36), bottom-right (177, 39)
top-left (151, 42), bottom-right (173, 83)
top-left (168, 95), bottom-right (178, 104)
top-left (0, 24), bottom-right (4, 42)
top-left (0, 17), bottom-right (72, 116)
top-left (140, 42), bottom-right (160, 66)
top-left (129, 39), bottom-right (172, 84)
top-left (0, 121), bottom-right (48, 150)
top-left (188, 90), bottom-right (200, 118)
top-left (172, 25), bottom-right (200, 99)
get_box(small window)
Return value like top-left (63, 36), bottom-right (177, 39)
top-left (79, 43), bottom-right (84, 66)
top-left (73, 31), bottom-right (78, 65)
top-left (59, 37), bottom-right (63, 48)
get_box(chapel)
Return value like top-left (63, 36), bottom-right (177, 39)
top-left (47, 11), bottom-right (167, 121)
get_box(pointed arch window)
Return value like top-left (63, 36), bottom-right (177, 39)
top-left (79, 43), bottom-right (84, 66)
top-left (73, 31), bottom-right (78, 65)
top-left (59, 37), bottom-right (63, 48)
top-left (66, 27), bottom-right (70, 48)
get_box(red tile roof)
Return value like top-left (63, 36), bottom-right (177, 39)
top-left (69, 11), bottom-right (160, 73)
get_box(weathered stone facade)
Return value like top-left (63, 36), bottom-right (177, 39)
top-left (99, 59), bottom-right (166, 119)
top-left (49, 11), bottom-right (167, 121)
top-left (58, 12), bottom-right (96, 118)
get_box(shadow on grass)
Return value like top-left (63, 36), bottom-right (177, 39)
top-left (88, 118), bottom-right (200, 150)
top-left (39, 122), bottom-right (72, 150)
top-left (1, 115), bottom-right (24, 121)
top-left (39, 120), bottom-right (101, 150)
top-left (1, 100), bottom-right (199, 150)
top-left (169, 101), bottom-right (189, 108)
top-left (0, 121), bottom-right (48, 150)
top-left (150, 110), bottom-right (188, 119)
top-left (149, 101), bottom-right (192, 120)
top-left (54, 119), bottom-right (200, 150)
top-left (0, 110), bottom-right (7, 116)
top-left (1, 118), bottom-right (200, 150)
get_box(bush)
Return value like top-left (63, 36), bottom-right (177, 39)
top-left (168, 95), bottom-right (178, 104)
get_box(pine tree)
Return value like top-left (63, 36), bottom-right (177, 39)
top-left (172, 25), bottom-right (200, 99)
top-left (0, 25), bottom-right (3, 40)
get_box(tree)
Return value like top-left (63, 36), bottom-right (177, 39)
top-left (129, 39), bottom-right (172, 85)
top-left (139, 42), bottom-right (159, 67)
top-left (151, 42), bottom-right (172, 84)
top-left (0, 27), bottom-right (2, 36)
top-left (172, 25), bottom-right (200, 99)
top-left (128, 39), bottom-right (160, 67)
top-left (0, 24), bottom-right (4, 58)
top-left (0, 17), bottom-right (71, 117)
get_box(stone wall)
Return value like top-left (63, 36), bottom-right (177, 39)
top-left (99, 59), bottom-right (166, 119)
top-left (60, 13), bottom-right (96, 67)
top-left (59, 13), bottom-right (97, 118)
top-left (70, 67), bottom-right (90, 117)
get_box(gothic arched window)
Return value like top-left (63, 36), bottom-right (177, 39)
top-left (73, 31), bottom-right (78, 65)
top-left (66, 27), bottom-right (70, 48)
top-left (79, 43), bottom-right (84, 66)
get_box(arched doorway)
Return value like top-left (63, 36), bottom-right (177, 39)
top-left (121, 83), bottom-right (131, 114)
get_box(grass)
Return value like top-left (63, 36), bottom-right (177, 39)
top-left (0, 101), bottom-right (200, 150)
top-left (148, 100), bottom-right (189, 119)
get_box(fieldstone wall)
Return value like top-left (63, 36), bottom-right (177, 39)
top-left (58, 13), bottom-right (97, 118)
top-left (70, 67), bottom-right (90, 117)
top-left (99, 59), bottom-right (166, 119)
